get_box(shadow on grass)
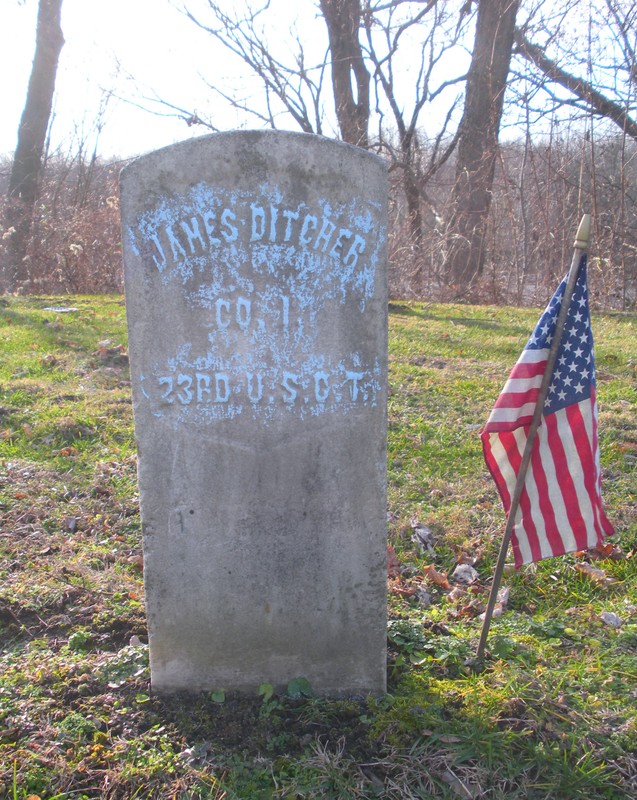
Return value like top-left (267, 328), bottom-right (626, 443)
top-left (389, 301), bottom-right (532, 337)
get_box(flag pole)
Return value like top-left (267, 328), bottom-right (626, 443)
top-left (474, 215), bottom-right (592, 663)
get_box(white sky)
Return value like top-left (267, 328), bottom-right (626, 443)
top-left (1, 0), bottom-right (265, 161)
top-left (1, 0), bottom-right (473, 165)
top-left (1, 0), bottom-right (616, 169)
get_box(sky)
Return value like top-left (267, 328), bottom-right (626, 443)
top-left (1, 0), bottom-right (267, 162)
top-left (1, 0), bottom-right (470, 165)
top-left (2, 0), bottom-right (579, 167)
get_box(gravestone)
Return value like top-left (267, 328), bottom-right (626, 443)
top-left (120, 130), bottom-right (388, 695)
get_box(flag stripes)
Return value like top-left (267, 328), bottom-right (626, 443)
top-left (482, 258), bottom-right (613, 566)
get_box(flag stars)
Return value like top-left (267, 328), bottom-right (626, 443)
top-left (520, 264), bottom-right (595, 416)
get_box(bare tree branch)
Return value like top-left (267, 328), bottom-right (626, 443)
top-left (514, 27), bottom-right (637, 142)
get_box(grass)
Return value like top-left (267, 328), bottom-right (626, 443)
top-left (0, 294), bottom-right (636, 799)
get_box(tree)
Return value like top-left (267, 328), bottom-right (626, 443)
top-left (445, 0), bottom-right (519, 289)
top-left (320, 0), bottom-right (370, 146)
top-left (164, 0), bottom-right (635, 298)
top-left (4, 0), bottom-right (64, 291)
top-left (178, 0), bottom-right (330, 135)
top-left (512, 0), bottom-right (637, 143)
top-left (362, 0), bottom-right (468, 280)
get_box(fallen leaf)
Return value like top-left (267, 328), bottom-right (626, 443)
top-left (389, 579), bottom-right (418, 597)
top-left (127, 555), bottom-right (144, 571)
top-left (387, 545), bottom-right (401, 578)
top-left (422, 564), bottom-right (451, 589)
top-left (451, 601), bottom-right (484, 619)
top-left (617, 441), bottom-right (637, 452)
top-left (575, 543), bottom-right (624, 561)
top-left (454, 546), bottom-right (483, 565)
top-left (448, 585), bottom-right (467, 602)
top-left (592, 543), bottom-right (624, 560)
top-left (411, 523), bottom-right (435, 554)
top-left (593, 542), bottom-right (616, 557)
top-left (574, 562), bottom-right (618, 586)
top-left (58, 446), bottom-right (78, 457)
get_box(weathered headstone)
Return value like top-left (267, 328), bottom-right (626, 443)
top-left (120, 130), bottom-right (387, 695)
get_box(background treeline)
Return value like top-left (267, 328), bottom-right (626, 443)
top-left (1, 118), bottom-right (634, 308)
top-left (3, 0), bottom-right (637, 308)
top-left (388, 122), bottom-right (637, 309)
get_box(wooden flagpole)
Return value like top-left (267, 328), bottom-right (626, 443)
top-left (475, 214), bottom-right (592, 663)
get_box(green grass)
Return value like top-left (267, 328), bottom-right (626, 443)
top-left (0, 295), bottom-right (636, 799)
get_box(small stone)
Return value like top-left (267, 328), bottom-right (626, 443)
top-left (64, 516), bottom-right (77, 533)
top-left (600, 611), bottom-right (623, 628)
top-left (452, 563), bottom-right (479, 584)
top-left (416, 587), bottom-right (431, 607)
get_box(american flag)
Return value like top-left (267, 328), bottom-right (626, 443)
top-left (481, 256), bottom-right (614, 567)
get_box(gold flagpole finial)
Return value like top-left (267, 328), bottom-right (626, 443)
top-left (573, 214), bottom-right (591, 250)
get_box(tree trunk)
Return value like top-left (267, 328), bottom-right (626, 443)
top-left (4, 0), bottom-right (64, 291)
top-left (446, 0), bottom-right (518, 289)
top-left (319, 0), bottom-right (370, 147)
